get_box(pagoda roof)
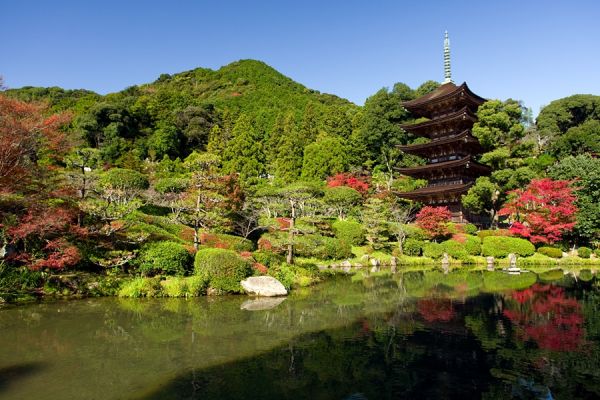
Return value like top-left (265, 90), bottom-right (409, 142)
top-left (396, 182), bottom-right (473, 200)
top-left (396, 155), bottom-right (491, 177)
top-left (398, 129), bottom-right (483, 154)
top-left (400, 106), bottom-right (477, 137)
top-left (402, 82), bottom-right (486, 118)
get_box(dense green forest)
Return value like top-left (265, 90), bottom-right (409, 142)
top-left (1, 60), bottom-right (599, 301)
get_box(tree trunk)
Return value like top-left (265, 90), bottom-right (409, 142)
top-left (194, 223), bottom-right (199, 250)
top-left (286, 200), bottom-right (296, 264)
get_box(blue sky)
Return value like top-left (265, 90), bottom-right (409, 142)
top-left (2, 0), bottom-right (599, 115)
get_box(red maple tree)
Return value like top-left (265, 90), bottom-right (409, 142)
top-left (415, 206), bottom-right (452, 240)
top-left (498, 178), bottom-right (578, 244)
top-left (326, 172), bottom-right (370, 195)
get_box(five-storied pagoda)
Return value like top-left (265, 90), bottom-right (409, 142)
top-left (397, 31), bottom-right (491, 223)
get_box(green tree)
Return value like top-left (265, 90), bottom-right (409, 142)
top-left (361, 198), bottom-right (390, 251)
top-left (323, 186), bottom-right (363, 220)
top-left (301, 135), bottom-right (348, 181)
top-left (472, 99), bottom-right (526, 150)
top-left (462, 177), bottom-right (501, 226)
top-left (549, 154), bottom-right (600, 244)
top-left (222, 114), bottom-right (265, 185)
top-left (271, 113), bottom-right (303, 184)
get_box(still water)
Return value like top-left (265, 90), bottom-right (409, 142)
top-left (1, 269), bottom-right (599, 399)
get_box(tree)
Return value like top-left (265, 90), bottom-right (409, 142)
top-left (415, 206), bottom-right (452, 241)
top-left (361, 198), bottom-right (390, 251)
top-left (222, 114), bottom-right (265, 185)
top-left (549, 155), bottom-right (600, 244)
top-left (176, 152), bottom-right (228, 249)
top-left (323, 186), bottom-right (362, 220)
top-left (326, 172), bottom-right (370, 195)
top-left (462, 177), bottom-right (501, 226)
top-left (271, 113), bottom-right (303, 184)
top-left (0, 93), bottom-right (70, 191)
top-left (301, 135), bottom-right (348, 181)
top-left (388, 201), bottom-right (418, 254)
top-left (277, 183), bottom-right (322, 264)
top-left (472, 99), bottom-right (526, 150)
top-left (499, 178), bottom-right (578, 244)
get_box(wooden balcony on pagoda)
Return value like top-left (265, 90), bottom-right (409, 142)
top-left (396, 155), bottom-right (491, 180)
top-left (398, 129), bottom-right (484, 159)
top-left (399, 106), bottom-right (478, 139)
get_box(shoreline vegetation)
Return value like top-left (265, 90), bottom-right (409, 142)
top-left (1, 61), bottom-right (600, 305)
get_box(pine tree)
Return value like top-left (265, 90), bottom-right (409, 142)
top-left (222, 114), bottom-right (265, 185)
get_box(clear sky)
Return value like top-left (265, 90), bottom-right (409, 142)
top-left (2, 0), bottom-right (599, 116)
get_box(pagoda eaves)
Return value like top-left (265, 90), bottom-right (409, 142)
top-left (402, 82), bottom-right (486, 119)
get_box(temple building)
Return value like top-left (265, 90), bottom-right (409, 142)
top-left (397, 32), bottom-right (491, 223)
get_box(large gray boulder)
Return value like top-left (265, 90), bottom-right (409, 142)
top-left (241, 276), bottom-right (288, 297)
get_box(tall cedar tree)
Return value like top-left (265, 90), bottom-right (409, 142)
top-left (272, 113), bottom-right (303, 184)
top-left (222, 114), bottom-right (265, 185)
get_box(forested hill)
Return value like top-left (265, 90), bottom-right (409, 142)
top-left (4, 59), bottom-right (435, 179)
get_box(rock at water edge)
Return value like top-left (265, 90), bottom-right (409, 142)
top-left (241, 276), bottom-right (288, 297)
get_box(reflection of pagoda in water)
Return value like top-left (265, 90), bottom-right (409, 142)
top-left (397, 32), bottom-right (491, 223)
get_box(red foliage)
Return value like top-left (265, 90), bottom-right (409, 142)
top-left (503, 284), bottom-right (585, 351)
top-left (258, 237), bottom-right (273, 251)
top-left (0, 94), bottom-right (71, 192)
top-left (32, 239), bottom-right (81, 270)
top-left (415, 206), bottom-right (452, 239)
top-left (417, 297), bottom-right (455, 322)
top-left (499, 178), bottom-right (578, 244)
top-left (239, 251), bottom-right (253, 259)
top-left (275, 217), bottom-right (291, 231)
top-left (252, 262), bottom-right (268, 274)
top-left (327, 173), bottom-right (370, 195)
top-left (8, 206), bottom-right (82, 242)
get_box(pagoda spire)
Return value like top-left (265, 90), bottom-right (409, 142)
top-left (443, 30), bottom-right (453, 84)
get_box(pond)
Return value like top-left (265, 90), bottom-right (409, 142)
top-left (1, 268), bottom-right (599, 399)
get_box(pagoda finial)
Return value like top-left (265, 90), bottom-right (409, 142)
top-left (443, 30), bottom-right (453, 84)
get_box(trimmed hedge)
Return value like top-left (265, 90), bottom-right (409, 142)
top-left (260, 232), bottom-right (352, 260)
top-left (199, 232), bottom-right (254, 252)
top-left (137, 241), bottom-right (193, 276)
top-left (194, 248), bottom-right (253, 293)
top-left (537, 246), bottom-right (563, 259)
top-left (403, 238), bottom-right (423, 256)
top-left (482, 236), bottom-right (535, 258)
top-left (578, 247), bottom-right (592, 259)
top-left (332, 219), bottom-right (365, 246)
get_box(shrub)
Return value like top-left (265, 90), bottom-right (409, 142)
top-left (314, 236), bottom-right (353, 259)
top-left (137, 241), bottom-right (193, 276)
top-left (332, 219), bottom-right (365, 246)
top-left (422, 242), bottom-right (444, 259)
top-left (464, 223), bottom-right (478, 235)
top-left (194, 248), bottom-right (252, 293)
top-left (199, 232), bottom-right (254, 252)
top-left (579, 269), bottom-right (593, 282)
top-left (160, 276), bottom-right (208, 297)
top-left (477, 229), bottom-right (512, 240)
top-left (404, 225), bottom-right (428, 240)
top-left (268, 263), bottom-right (320, 289)
top-left (451, 234), bottom-right (482, 256)
top-left (440, 240), bottom-right (470, 261)
top-left (252, 250), bottom-right (285, 267)
top-left (578, 246), bottom-right (592, 258)
top-left (537, 246), bottom-right (563, 259)
top-left (595, 248), bottom-right (600, 258)
top-left (403, 238), bottom-right (423, 256)
top-left (482, 236), bottom-right (535, 258)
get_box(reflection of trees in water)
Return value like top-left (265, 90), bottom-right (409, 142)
top-left (503, 284), bottom-right (585, 351)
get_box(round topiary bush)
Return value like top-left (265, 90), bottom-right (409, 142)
top-left (332, 219), bottom-right (365, 246)
top-left (578, 246), bottom-right (592, 258)
top-left (477, 229), bottom-right (512, 240)
top-left (422, 242), bottom-right (444, 259)
top-left (440, 240), bottom-right (470, 261)
top-left (194, 248), bottom-right (252, 293)
top-left (537, 246), bottom-right (563, 259)
top-left (403, 238), bottom-right (423, 256)
top-left (482, 236), bottom-right (535, 258)
top-left (463, 223), bottom-right (478, 235)
top-left (137, 241), bottom-right (193, 276)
